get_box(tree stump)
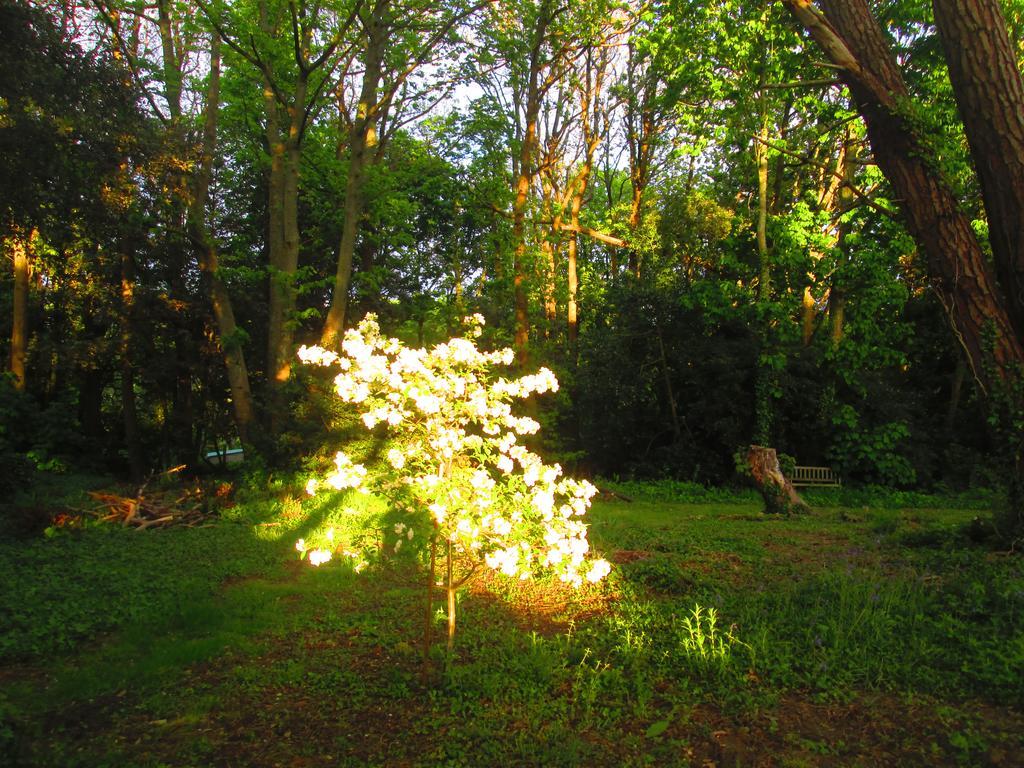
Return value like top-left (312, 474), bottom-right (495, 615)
top-left (746, 445), bottom-right (809, 516)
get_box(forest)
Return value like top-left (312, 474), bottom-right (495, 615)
top-left (2, 0), bottom-right (1024, 765)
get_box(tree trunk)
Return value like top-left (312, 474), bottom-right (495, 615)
top-left (785, 0), bottom-right (1024, 534)
top-left (189, 32), bottom-right (255, 446)
top-left (784, 0), bottom-right (1024, 390)
top-left (829, 289), bottom-right (845, 347)
top-left (264, 109), bottom-right (288, 382)
top-left (156, 0), bottom-right (194, 465)
top-left (801, 287), bottom-right (816, 346)
top-left (755, 119), bottom-right (770, 300)
top-left (747, 445), bottom-right (809, 515)
top-left (542, 178), bottom-right (558, 332)
top-left (566, 46), bottom-right (608, 351)
top-left (933, 0), bottom-right (1024, 342)
top-left (263, 76), bottom-right (307, 433)
top-left (422, 529), bottom-right (437, 670)
top-left (322, 18), bottom-right (386, 349)
top-left (753, 100), bottom-right (774, 446)
top-left (625, 59), bottom-right (654, 281)
top-left (656, 326), bottom-right (682, 442)
top-left (157, 0), bottom-right (183, 122)
top-left (828, 133), bottom-right (858, 347)
top-left (446, 538), bottom-right (456, 657)
top-left (944, 355), bottom-right (967, 434)
top-left (260, 0), bottom-right (304, 434)
top-left (567, 227), bottom-right (579, 347)
top-left (120, 250), bottom-right (144, 481)
top-left (9, 232), bottom-right (29, 391)
top-left (511, 1), bottom-right (553, 367)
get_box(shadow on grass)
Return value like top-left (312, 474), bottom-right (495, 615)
top-left (2, 489), bottom-right (1023, 768)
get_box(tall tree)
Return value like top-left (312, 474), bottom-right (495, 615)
top-left (187, 31), bottom-right (257, 445)
top-left (320, 0), bottom-right (488, 348)
top-left (782, 0), bottom-right (1024, 528)
top-left (200, 0), bottom-right (360, 434)
top-left (932, 0), bottom-right (1024, 343)
top-left (1, 0), bottom-right (146, 399)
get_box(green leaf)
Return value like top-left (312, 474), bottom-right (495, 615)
top-left (645, 719), bottom-right (670, 738)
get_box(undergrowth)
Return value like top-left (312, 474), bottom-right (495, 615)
top-left (1, 475), bottom-right (1022, 767)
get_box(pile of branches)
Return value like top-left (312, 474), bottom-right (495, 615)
top-left (86, 487), bottom-right (218, 530)
top-left (48, 481), bottom-right (232, 531)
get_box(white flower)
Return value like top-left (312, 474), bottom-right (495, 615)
top-left (308, 549), bottom-right (332, 567)
top-left (523, 464), bottom-right (540, 487)
top-left (429, 503), bottom-right (447, 524)
top-left (532, 490), bottom-right (554, 518)
top-left (297, 345), bottom-right (339, 366)
top-left (394, 522), bottom-right (406, 534)
top-left (586, 559), bottom-right (611, 583)
top-left (305, 478), bottom-right (318, 496)
top-left (295, 538), bottom-right (307, 552)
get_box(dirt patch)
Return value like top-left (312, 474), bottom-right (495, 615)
top-left (642, 692), bottom-right (1024, 768)
top-left (467, 570), bottom-right (615, 637)
top-left (610, 549), bottom-right (651, 564)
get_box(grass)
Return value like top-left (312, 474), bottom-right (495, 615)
top-left (1, 475), bottom-right (1022, 766)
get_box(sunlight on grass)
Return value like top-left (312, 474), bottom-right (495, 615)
top-left (2, 487), bottom-right (1022, 767)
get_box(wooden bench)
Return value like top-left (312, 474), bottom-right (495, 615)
top-left (205, 447), bottom-right (245, 466)
top-left (789, 465), bottom-right (841, 487)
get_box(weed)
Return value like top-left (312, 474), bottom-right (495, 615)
top-left (2, 481), bottom-right (1022, 767)
top-left (677, 604), bottom-right (740, 674)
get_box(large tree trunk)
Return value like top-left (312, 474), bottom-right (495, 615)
top-left (156, 0), bottom-right (195, 465)
top-left (8, 232), bottom-right (29, 391)
top-left (541, 175), bottom-right (558, 333)
top-left (784, 0), bottom-right (1024, 390)
top-left (752, 93), bottom-right (774, 447)
top-left (932, 0), bottom-right (1024, 533)
top-left (259, 0), bottom-right (307, 435)
top-left (264, 104), bottom-right (287, 383)
top-left (189, 32), bottom-right (255, 446)
top-left (747, 445), bottom-right (809, 516)
top-left (784, 0), bottom-right (1024, 533)
top-left (932, 0), bottom-right (1024, 344)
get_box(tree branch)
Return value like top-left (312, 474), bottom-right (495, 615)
top-left (752, 134), bottom-right (897, 219)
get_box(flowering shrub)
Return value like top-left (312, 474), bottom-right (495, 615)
top-left (298, 314), bottom-right (611, 590)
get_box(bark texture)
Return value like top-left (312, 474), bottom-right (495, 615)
top-left (9, 233), bottom-right (29, 390)
top-left (784, 0), bottom-right (1024, 532)
top-left (511, 0), bottom-right (554, 367)
top-left (932, 0), bottom-right (1024, 343)
top-left (188, 32), bottom-right (255, 445)
top-left (784, 0), bottom-right (1024, 389)
top-left (746, 445), bottom-right (809, 516)
top-left (321, 11), bottom-right (386, 348)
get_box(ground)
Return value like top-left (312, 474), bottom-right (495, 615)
top-left (1, 483), bottom-right (1022, 767)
